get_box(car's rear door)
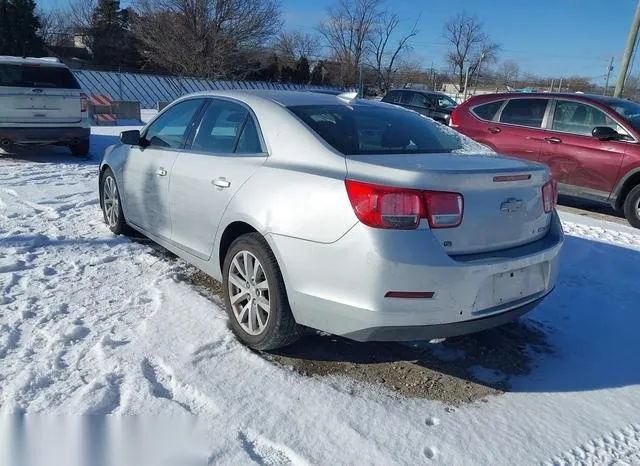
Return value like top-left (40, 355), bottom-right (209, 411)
top-left (122, 98), bottom-right (206, 240)
top-left (486, 98), bottom-right (550, 163)
top-left (400, 91), bottom-right (435, 117)
top-left (169, 98), bottom-right (267, 260)
top-left (539, 99), bottom-right (628, 196)
top-left (0, 62), bottom-right (82, 125)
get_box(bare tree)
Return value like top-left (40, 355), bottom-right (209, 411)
top-left (134, 0), bottom-right (281, 78)
top-left (319, 0), bottom-right (381, 87)
top-left (443, 12), bottom-right (499, 90)
top-left (275, 30), bottom-right (320, 62)
top-left (367, 11), bottom-right (418, 93)
top-left (496, 59), bottom-right (520, 88)
top-left (37, 7), bottom-right (74, 48)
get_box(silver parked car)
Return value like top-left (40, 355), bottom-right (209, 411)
top-left (99, 91), bottom-right (563, 350)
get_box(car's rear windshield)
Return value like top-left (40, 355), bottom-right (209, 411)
top-left (0, 64), bottom-right (80, 89)
top-left (603, 98), bottom-right (640, 133)
top-left (287, 104), bottom-right (463, 155)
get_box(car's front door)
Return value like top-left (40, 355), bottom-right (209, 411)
top-left (489, 98), bottom-right (549, 163)
top-left (122, 98), bottom-right (205, 239)
top-left (539, 99), bottom-right (628, 197)
top-left (169, 98), bottom-right (267, 260)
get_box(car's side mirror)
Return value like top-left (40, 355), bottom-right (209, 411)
top-left (592, 126), bottom-right (619, 141)
top-left (120, 130), bottom-right (141, 146)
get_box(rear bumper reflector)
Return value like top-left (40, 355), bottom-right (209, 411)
top-left (384, 291), bottom-right (435, 299)
top-left (493, 174), bottom-right (532, 182)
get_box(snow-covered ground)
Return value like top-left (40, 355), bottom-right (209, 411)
top-left (0, 126), bottom-right (639, 465)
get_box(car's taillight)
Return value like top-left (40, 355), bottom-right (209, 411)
top-left (80, 92), bottom-right (88, 113)
top-left (423, 191), bottom-right (464, 228)
top-left (344, 180), bottom-right (423, 229)
top-left (542, 179), bottom-right (557, 213)
top-left (344, 180), bottom-right (463, 230)
top-left (449, 107), bottom-right (460, 127)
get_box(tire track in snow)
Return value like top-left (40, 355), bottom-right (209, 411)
top-left (542, 423), bottom-right (640, 466)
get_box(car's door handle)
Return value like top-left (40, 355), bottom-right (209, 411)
top-left (212, 177), bottom-right (231, 189)
top-left (156, 168), bottom-right (167, 177)
top-left (488, 127), bottom-right (501, 134)
top-left (544, 137), bottom-right (562, 144)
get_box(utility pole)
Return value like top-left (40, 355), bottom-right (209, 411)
top-left (614, 0), bottom-right (640, 97)
top-left (462, 67), bottom-right (471, 101)
top-left (604, 57), bottom-right (614, 95)
top-left (473, 52), bottom-right (486, 94)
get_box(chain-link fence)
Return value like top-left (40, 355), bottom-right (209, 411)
top-left (71, 67), bottom-right (350, 109)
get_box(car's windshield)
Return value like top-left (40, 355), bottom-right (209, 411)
top-left (604, 99), bottom-right (640, 132)
top-left (287, 104), bottom-right (463, 155)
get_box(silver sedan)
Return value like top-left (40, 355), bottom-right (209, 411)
top-left (99, 90), bottom-right (563, 350)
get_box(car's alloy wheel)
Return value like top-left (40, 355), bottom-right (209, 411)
top-left (103, 175), bottom-right (120, 228)
top-left (100, 168), bottom-right (131, 235)
top-left (222, 233), bottom-right (300, 350)
top-left (227, 250), bottom-right (270, 336)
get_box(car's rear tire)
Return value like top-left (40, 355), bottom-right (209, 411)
top-left (100, 168), bottom-right (132, 235)
top-left (70, 138), bottom-right (90, 157)
top-left (222, 233), bottom-right (300, 350)
top-left (623, 185), bottom-right (640, 229)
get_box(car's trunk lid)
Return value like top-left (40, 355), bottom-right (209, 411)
top-left (345, 153), bottom-right (552, 255)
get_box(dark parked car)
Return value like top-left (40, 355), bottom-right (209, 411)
top-left (451, 93), bottom-right (640, 228)
top-left (381, 89), bottom-right (458, 125)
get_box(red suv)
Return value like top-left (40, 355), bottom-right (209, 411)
top-left (451, 93), bottom-right (640, 227)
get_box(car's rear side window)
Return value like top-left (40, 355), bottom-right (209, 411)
top-left (288, 104), bottom-right (463, 155)
top-left (499, 99), bottom-right (549, 128)
top-left (472, 100), bottom-right (504, 121)
top-left (0, 64), bottom-right (80, 89)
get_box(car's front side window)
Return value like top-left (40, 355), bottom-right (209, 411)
top-left (552, 100), bottom-right (629, 137)
top-left (144, 99), bottom-right (204, 149)
top-left (499, 98), bottom-right (549, 128)
top-left (437, 96), bottom-right (456, 108)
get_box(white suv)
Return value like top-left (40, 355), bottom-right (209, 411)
top-left (0, 56), bottom-right (90, 156)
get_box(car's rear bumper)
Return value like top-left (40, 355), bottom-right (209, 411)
top-left (343, 293), bottom-right (548, 341)
top-left (0, 126), bottom-right (90, 145)
top-left (268, 211), bottom-right (563, 342)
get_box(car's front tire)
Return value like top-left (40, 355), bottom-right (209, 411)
top-left (100, 168), bottom-right (131, 235)
top-left (623, 184), bottom-right (640, 229)
top-left (222, 233), bottom-right (300, 350)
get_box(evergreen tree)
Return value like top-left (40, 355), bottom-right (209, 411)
top-left (0, 0), bottom-right (45, 56)
top-left (293, 56), bottom-right (310, 84)
top-left (280, 64), bottom-right (294, 83)
top-left (89, 0), bottom-right (139, 68)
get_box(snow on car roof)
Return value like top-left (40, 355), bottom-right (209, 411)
top-left (0, 56), bottom-right (66, 67)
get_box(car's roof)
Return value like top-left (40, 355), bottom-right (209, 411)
top-left (388, 89), bottom-right (448, 97)
top-left (0, 56), bottom-right (67, 67)
top-left (470, 92), bottom-right (631, 105)
top-left (180, 89), bottom-right (383, 108)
